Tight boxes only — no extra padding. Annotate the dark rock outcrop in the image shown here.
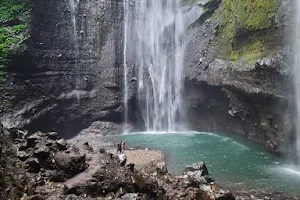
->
[0,126,27,200]
[180,161,213,187]
[0,0,125,137]
[79,121,123,136]
[54,152,86,177]
[183,0,294,154]
[6,128,237,199]
[25,157,41,173]
[2,128,298,200]
[14,130,87,187]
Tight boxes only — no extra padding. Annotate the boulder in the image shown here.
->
[184,162,209,176]
[48,170,69,182]
[34,145,50,158]
[17,151,30,161]
[25,158,41,173]
[78,121,123,136]
[24,194,44,200]
[56,139,67,150]
[26,133,43,148]
[182,162,211,186]
[19,141,29,151]
[54,152,86,176]
[121,193,138,200]
[47,132,59,140]
[99,148,106,154]
[118,153,127,166]
[200,185,235,200]
[131,173,145,189]
[156,161,168,176]
[115,187,128,197]
[181,174,208,187]
[126,163,135,172]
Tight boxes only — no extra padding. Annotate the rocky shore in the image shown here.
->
[4,129,233,200]
[0,127,298,200]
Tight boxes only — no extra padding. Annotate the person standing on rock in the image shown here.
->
[121,142,125,153]
[116,142,122,154]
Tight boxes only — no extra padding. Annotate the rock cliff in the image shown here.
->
[183,0,294,154]
[0,0,297,154]
[0,0,125,137]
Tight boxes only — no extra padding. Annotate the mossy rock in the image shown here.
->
[213,0,280,63]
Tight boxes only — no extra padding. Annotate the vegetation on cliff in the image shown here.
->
[213,0,280,63]
[0,0,30,76]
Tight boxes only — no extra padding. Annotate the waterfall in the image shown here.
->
[294,0,300,163]
[69,0,80,100]
[123,0,129,131]
[123,0,185,132]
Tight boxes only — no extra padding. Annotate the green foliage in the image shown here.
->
[0,0,29,80]
[0,0,26,24]
[213,0,280,62]
[12,24,25,33]
[0,27,26,71]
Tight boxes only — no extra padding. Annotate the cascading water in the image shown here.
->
[123,0,185,132]
[123,0,129,130]
[294,0,300,164]
[69,0,80,100]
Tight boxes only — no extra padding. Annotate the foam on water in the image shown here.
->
[123,131,225,138]
[277,165,300,177]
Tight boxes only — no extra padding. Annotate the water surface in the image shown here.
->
[106,132,300,195]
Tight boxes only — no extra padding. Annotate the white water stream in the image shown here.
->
[123,0,185,132]
[294,0,300,164]
[69,0,81,100]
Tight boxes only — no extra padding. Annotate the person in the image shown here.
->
[116,142,122,154]
[121,142,125,153]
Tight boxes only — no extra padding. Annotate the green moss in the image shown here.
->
[240,39,265,64]
[235,0,279,33]
[213,0,280,63]
[230,49,239,61]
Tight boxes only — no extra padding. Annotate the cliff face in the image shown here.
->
[0,0,296,153]
[184,0,294,153]
[0,0,30,113]
[1,0,125,137]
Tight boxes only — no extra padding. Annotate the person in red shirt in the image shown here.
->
[121,142,125,153]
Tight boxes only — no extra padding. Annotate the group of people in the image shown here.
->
[116,141,125,154]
